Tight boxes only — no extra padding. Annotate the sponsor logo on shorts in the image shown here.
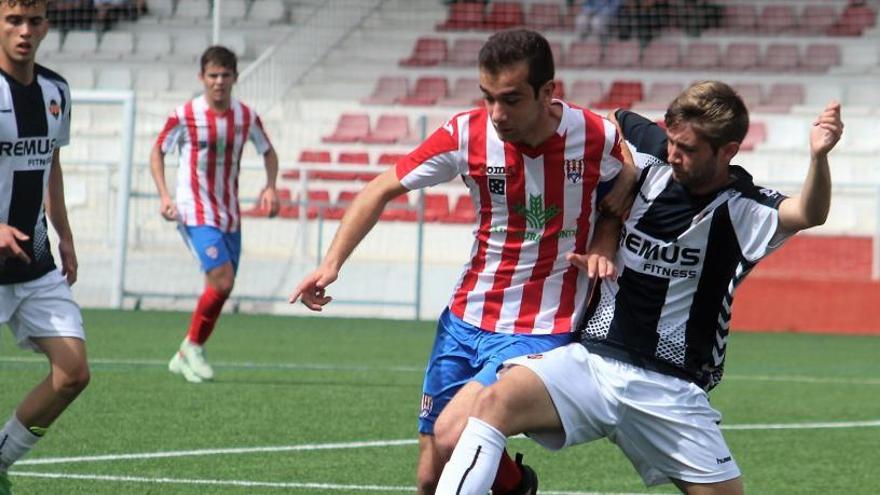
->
[419,394,433,418]
[205,246,219,259]
[716,456,732,464]
[527,354,543,359]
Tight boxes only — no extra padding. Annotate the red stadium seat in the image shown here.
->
[437,77,481,108]
[397,77,449,106]
[739,122,766,151]
[446,38,483,67]
[801,44,840,73]
[437,2,485,30]
[527,3,563,30]
[796,5,837,35]
[600,40,639,69]
[338,151,374,181]
[322,113,370,143]
[306,190,331,219]
[484,2,524,30]
[363,114,410,144]
[362,76,409,105]
[423,193,451,222]
[636,82,682,110]
[560,41,601,68]
[399,37,447,67]
[325,190,358,220]
[569,80,603,107]
[732,83,763,110]
[721,43,759,71]
[753,83,804,113]
[756,5,796,33]
[640,41,680,70]
[380,194,415,222]
[828,3,876,36]
[681,42,720,70]
[759,44,799,72]
[594,81,643,110]
[721,4,757,32]
[284,149,332,180]
[444,195,477,224]
[377,152,407,166]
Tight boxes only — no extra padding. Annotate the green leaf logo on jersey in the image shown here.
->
[514,194,560,229]
[216,138,226,154]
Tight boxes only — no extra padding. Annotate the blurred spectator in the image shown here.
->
[48,0,92,31]
[95,0,148,31]
[676,0,722,37]
[617,0,669,48]
[575,0,622,43]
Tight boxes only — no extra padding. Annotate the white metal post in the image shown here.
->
[111,91,136,308]
[212,0,222,45]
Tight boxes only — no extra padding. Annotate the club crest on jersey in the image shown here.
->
[48,100,61,119]
[419,394,433,418]
[564,158,585,184]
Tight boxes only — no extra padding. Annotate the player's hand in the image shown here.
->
[0,224,31,264]
[810,101,843,157]
[58,236,78,285]
[159,196,178,221]
[289,268,337,310]
[566,252,616,280]
[259,187,280,218]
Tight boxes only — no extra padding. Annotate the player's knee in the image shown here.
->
[433,420,462,461]
[53,363,90,398]
[471,385,513,429]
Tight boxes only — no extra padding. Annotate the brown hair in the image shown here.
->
[664,81,749,152]
[478,29,554,97]
[200,45,238,74]
[0,0,48,7]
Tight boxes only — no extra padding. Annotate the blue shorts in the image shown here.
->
[179,225,242,273]
[418,308,574,435]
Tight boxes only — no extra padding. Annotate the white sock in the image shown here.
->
[0,413,41,472]
[436,417,507,495]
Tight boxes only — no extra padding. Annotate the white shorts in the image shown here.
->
[506,343,740,487]
[0,270,85,352]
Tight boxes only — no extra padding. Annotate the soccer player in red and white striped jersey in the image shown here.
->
[150,46,279,384]
[291,29,631,495]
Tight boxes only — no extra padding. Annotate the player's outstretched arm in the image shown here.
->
[259,148,280,218]
[778,101,843,233]
[45,150,77,284]
[289,168,409,310]
[149,144,178,221]
[566,212,621,280]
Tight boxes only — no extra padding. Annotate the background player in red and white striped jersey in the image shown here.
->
[291,29,634,495]
[150,46,280,384]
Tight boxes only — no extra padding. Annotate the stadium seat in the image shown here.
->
[363,114,410,144]
[484,2,524,30]
[134,32,173,61]
[801,44,840,73]
[796,5,837,35]
[338,151,372,181]
[527,3,563,30]
[595,81,643,109]
[134,67,170,94]
[399,37,447,67]
[362,76,409,105]
[437,2,485,30]
[446,39,483,67]
[753,83,804,113]
[721,43,759,71]
[437,77,481,108]
[62,31,98,57]
[397,76,448,106]
[322,113,370,143]
[731,83,763,110]
[756,5,796,33]
[40,31,61,60]
[600,41,639,69]
[640,41,679,70]
[173,33,210,62]
[681,42,720,70]
[222,33,248,59]
[96,67,132,90]
[306,190,332,219]
[739,122,766,151]
[721,4,757,32]
[759,44,799,72]
[423,193,451,222]
[377,152,406,166]
[828,3,876,36]
[62,66,95,90]
[249,0,286,23]
[560,41,601,68]
[326,191,358,220]
[284,150,330,180]
[174,0,210,21]
[635,81,682,111]
[443,195,476,224]
[149,0,175,19]
[569,80,603,107]
[219,0,248,22]
[380,194,415,222]
[171,69,202,94]
[96,31,134,60]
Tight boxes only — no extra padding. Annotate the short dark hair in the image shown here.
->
[478,29,554,97]
[200,45,238,74]
[664,81,749,152]
[0,0,48,7]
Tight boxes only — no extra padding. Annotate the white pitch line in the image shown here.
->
[3,356,878,385]
[9,471,666,495]
[722,419,880,430]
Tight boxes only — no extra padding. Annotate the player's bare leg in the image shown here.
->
[15,337,90,428]
[672,477,744,495]
[205,261,235,296]
[416,434,442,495]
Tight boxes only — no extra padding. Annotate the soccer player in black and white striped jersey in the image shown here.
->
[0,2,89,493]
[436,81,843,495]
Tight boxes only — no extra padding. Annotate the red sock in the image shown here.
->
[186,285,228,345]
[491,449,522,494]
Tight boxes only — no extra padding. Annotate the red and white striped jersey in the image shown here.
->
[157,95,272,232]
[396,101,623,334]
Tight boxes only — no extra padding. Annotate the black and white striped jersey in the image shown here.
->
[0,65,71,284]
[579,110,790,391]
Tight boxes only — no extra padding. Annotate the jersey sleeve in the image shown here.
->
[615,109,668,168]
[57,82,71,147]
[156,110,184,154]
[730,186,792,262]
[249,113,273,155]
[395,115,465,190]
[598,115,623,183]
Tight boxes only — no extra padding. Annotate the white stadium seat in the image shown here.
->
[61,66,95,90]
[96,31,134,60]
[96,67,133,90]
[175,0,210,21]
[249,0,285,23]
[134,67,171,94]
[171,68,202,95]
[40,31,61,60]
[220,0,248,21]
[150,0,175,19]
[173,33,209,62]
[62,31,98,57]
[134,32,172,61]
